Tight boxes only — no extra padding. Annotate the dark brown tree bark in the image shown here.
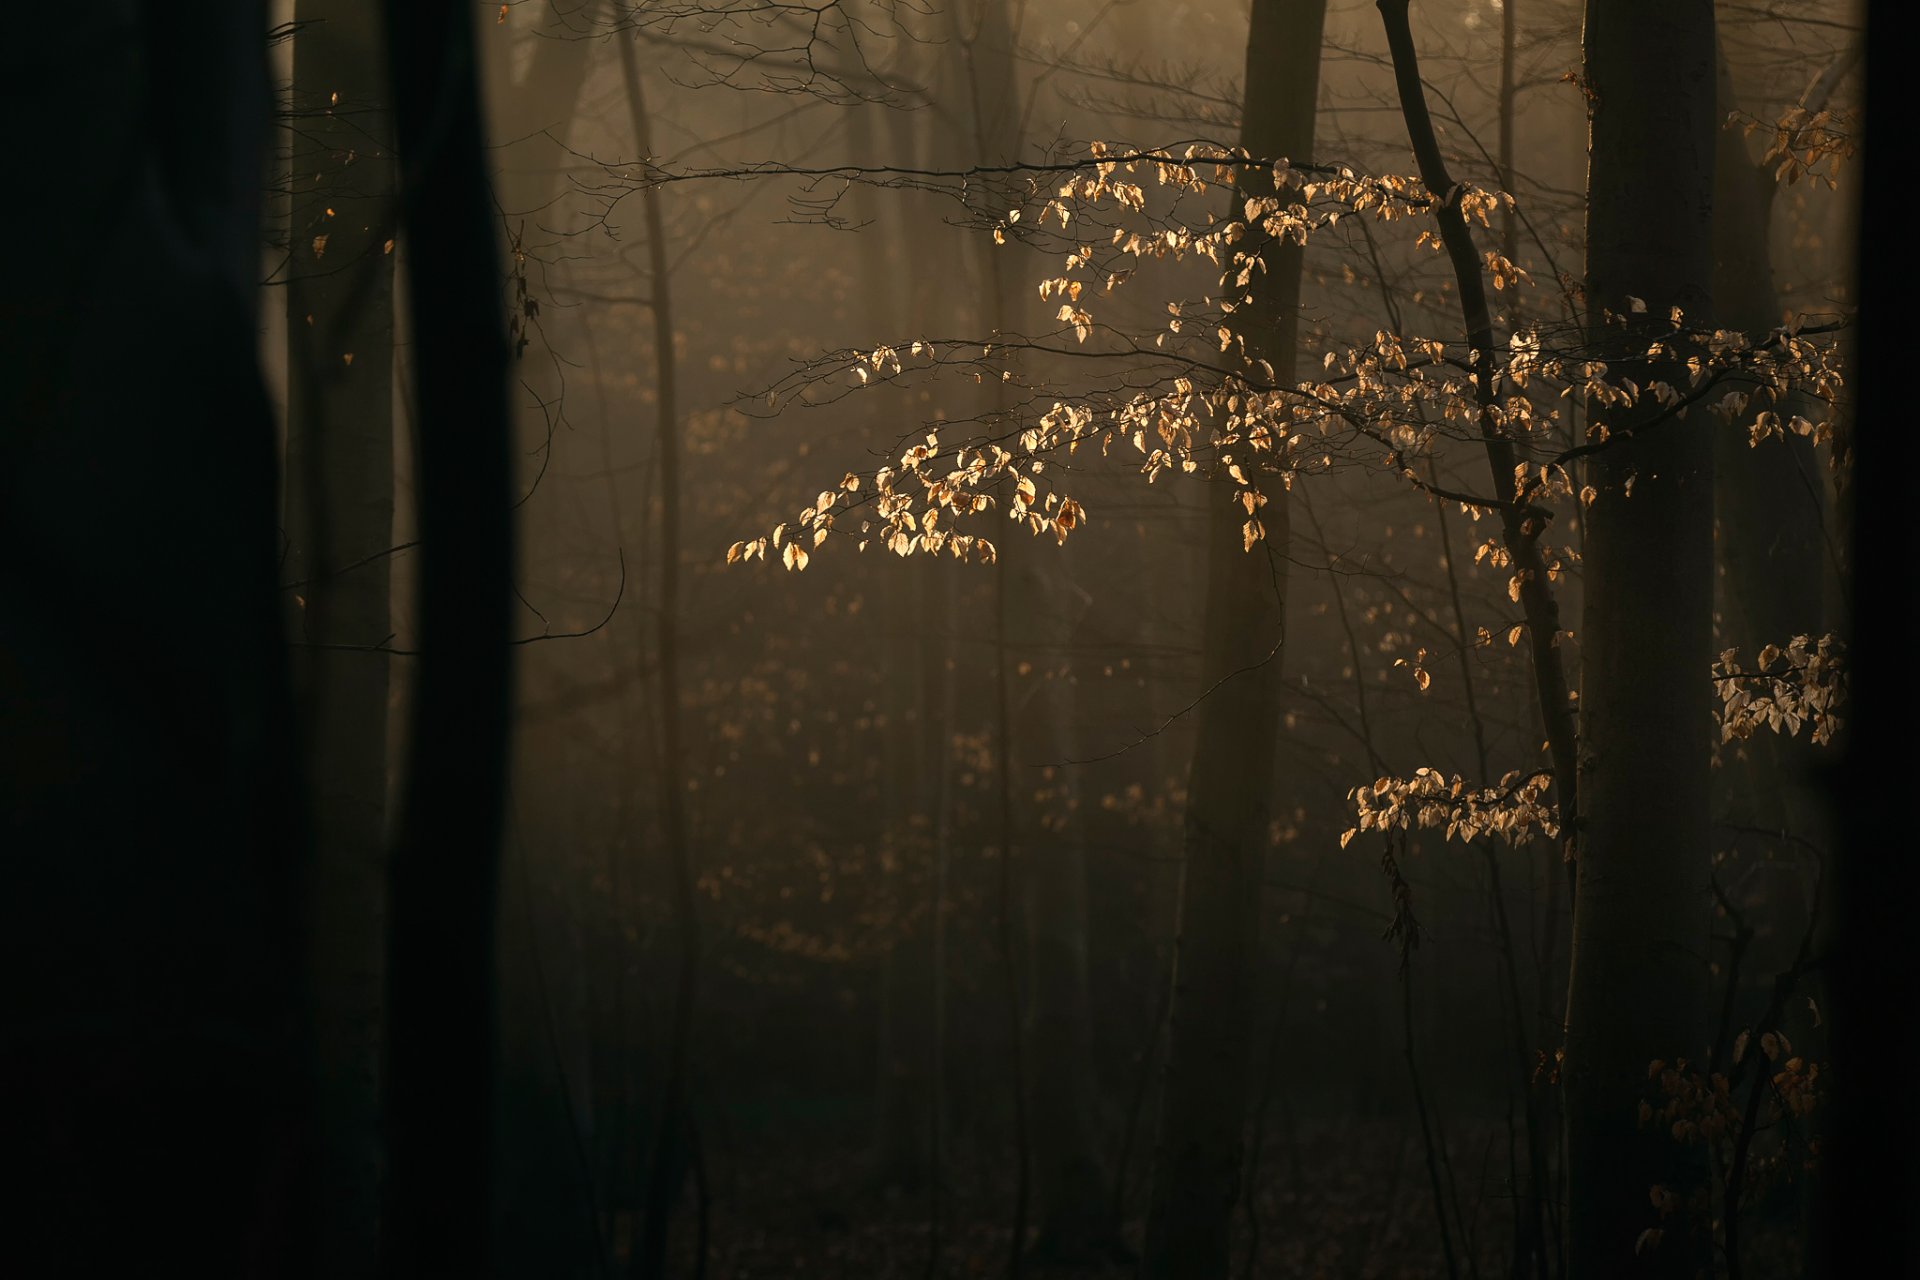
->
[1562,2,1717,1274]
[1142,3,1325,1276]
[1711,51,1827,660]
[1827,9,1916,1276]
[1710,43,1834,856]
[379,0,517,1271]
[2,3,306,1271]
[284,6,397,1269]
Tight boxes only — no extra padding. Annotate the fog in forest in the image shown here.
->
[4,2,1905,1277]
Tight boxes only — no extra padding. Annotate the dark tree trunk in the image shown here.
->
[1,3,306,1271]
[1710,53,1826,658]
[1709,43,1830,849]
[1827,9,1916,1277]
[284,6,398,1269]
[378,0,517,1272]
[1143,3,1325,1276]
[1563,1,1717,1274]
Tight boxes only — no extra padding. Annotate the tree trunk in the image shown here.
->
[284,6,397,1269]
[1827,10,1916,1276]
[379,0,517,1270]
[615,32,702,1280]
[1143,2,1325,1276]
[1563,2,1717,1274]
[2,4,305,1270]
[1710,44,1828,830]
[1016,562,1108,1264]
[852,90,942,1192]
[953,0,1122,1260]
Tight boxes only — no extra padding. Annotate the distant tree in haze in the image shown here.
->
[1143,2,1327,1276]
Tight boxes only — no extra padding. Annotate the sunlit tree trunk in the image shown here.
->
[1563,1,1717,1274]
[283,6,397,1269]
[1143,2,1325,1276]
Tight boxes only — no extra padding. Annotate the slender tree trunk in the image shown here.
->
[379,0,517,1271]
[886,31,965,1251]
[284,7,397,1269]
[1563,2,1717,1274]
[1016,564,1110,1263]
[1142,3,1325,1276]
[960,0,1130,1254]
[1376,0,1580,881]
[924,560,960,1276]
[616,32,700,1280]
[953,2,1036,1264]
[844,90,938,1194]
[481,9,602,1255]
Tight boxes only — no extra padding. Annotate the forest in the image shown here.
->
[1,0,1908,1276]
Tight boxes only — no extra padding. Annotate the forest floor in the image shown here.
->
[656,1115,1531,1279]
[631,1109,1814,1278]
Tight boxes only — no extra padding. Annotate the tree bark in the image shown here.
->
[1710,42,1829,835]
[2,4,305,1270]
[379,0,517,1271]
[1142,3,1325,1276]
[1563,2,1717,1274]
[1827,10,1916,1276]
[284,6,397,1269]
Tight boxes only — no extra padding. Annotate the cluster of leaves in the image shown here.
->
[1642,1037,1822,1197]
[1733,102,1859,190]
[725,409,1096,572]
[1713,634,1848,746]
[1341,766,1556,850]
[730,138,1845,582]
[1536,309,1846,503]
[723,146,1483,566]
[1642,1057,1744,1148]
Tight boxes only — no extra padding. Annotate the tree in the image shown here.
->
[614,24,705,1278]
[1143,3,1327,1276]
[378,0,517,1271]
[1562,1,1718,1273]
[2,3,306,1271]
[942,1,1120,1263]
[282,6,398,1269]
[709,4,1849,1271]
